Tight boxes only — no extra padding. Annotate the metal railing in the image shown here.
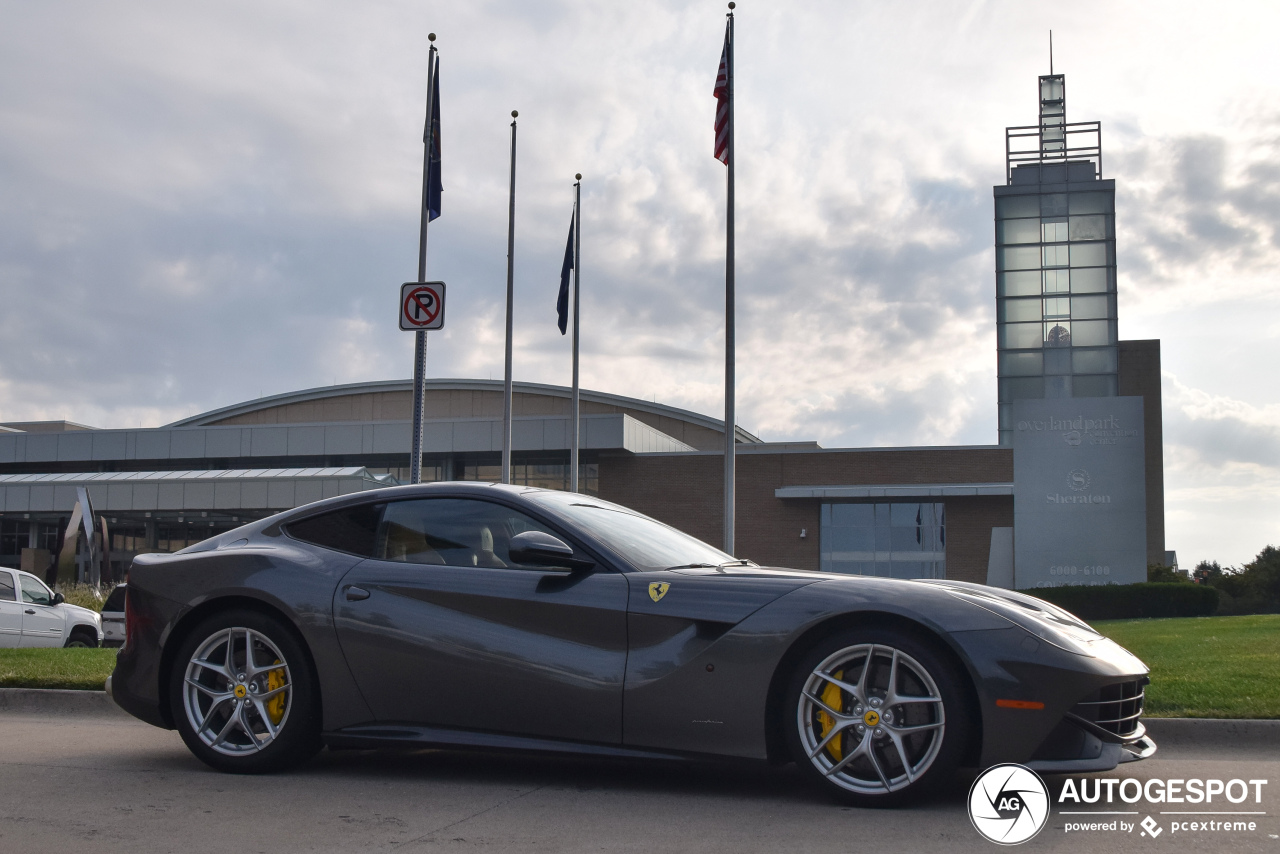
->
[1006,121,1102,184]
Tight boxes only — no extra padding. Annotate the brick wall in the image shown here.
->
[600,446,1014,582]
[1118,340,1166,566]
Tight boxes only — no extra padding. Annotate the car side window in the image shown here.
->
[286,503,384,557]
[0,572,15,602]
[377,499,561,569]
[19,575,52,606]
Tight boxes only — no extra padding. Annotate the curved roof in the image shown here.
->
[166,378,762,444]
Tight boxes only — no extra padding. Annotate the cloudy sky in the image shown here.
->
[1,1,1277,567]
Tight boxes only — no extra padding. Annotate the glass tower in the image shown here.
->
[995,73,1117,446]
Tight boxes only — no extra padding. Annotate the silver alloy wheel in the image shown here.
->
[182,627,292,757]
[796,643,946,795]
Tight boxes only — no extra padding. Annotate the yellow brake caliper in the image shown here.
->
[265,660,286,725]
[817,670,844,761]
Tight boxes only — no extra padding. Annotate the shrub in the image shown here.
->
[1147,563,1190,584]
[1021,582,1219,621]
[51,582,115,613]
[1197,546,1280,616]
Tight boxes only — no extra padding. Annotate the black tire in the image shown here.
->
[65,629,98,648]
[784,626,971,807]
[169,609,322,774]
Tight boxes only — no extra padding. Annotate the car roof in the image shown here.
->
[269,481,547,527]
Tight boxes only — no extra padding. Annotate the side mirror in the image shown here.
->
[52,592,65,605]
[509,531,594,572]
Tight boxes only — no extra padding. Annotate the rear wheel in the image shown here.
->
[785,627,970,807]
[170,609,321,774]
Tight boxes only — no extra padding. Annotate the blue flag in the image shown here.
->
[556,210,575,334]
[425,55,442,221]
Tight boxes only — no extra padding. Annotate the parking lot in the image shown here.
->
[0,701,1277,853]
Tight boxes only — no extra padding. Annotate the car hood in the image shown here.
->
[691,569,1096,628]
[685,568,1110,655]
[668,565,826,580]
[62,603,102,624]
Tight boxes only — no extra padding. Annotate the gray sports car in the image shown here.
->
[109,482,1155,805]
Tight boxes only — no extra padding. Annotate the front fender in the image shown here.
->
[621,578,1010,759]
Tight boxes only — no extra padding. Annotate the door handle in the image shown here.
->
[24,609,35,615]
[343,586,370,601]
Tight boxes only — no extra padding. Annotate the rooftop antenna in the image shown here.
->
[1049,30,1054,75]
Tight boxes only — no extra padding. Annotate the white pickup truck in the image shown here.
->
[0,568,104,648]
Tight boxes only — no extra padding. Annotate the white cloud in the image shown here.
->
[0,0,1278,564]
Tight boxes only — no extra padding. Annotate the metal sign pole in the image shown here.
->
[571,174,581,493]
[723,6,736,555]
[410,37,438,485]
[502,111,518,485]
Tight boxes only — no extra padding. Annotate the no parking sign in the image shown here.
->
[399,282,446,330]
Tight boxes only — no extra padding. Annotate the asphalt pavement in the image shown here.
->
[0,696,1277,853]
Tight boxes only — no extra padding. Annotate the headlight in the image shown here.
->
[942,586,1102,657]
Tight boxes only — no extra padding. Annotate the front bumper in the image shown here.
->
[956,627,1155,771]
[1027,721,1157,773]
[1025,674,1156,772]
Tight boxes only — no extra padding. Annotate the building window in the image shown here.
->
[0,520,26,563]
[459,460,599,496]
[820,503,945,579]
[366,462,444,485]
[110,524,150,553]
[37,523,60,553]
[1041,218,1069,242]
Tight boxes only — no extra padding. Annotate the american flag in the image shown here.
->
[713,26,730,165]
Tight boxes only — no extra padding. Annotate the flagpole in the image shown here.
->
[723,4,736,554]
[502,110,518,485]
[571,173,582,493]
[410,34,438,485]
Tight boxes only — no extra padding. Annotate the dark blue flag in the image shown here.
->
[425,55,442,221]
[556,210,575,334]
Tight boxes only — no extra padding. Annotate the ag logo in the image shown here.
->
[1067,469,1090,492]
[648,582,670,603]
[968,763,1049,845]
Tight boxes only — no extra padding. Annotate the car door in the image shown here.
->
[18,572,64,647]
[332,497,629,745]
[0,570,22,648]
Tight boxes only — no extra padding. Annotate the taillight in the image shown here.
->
[123,586,136,651]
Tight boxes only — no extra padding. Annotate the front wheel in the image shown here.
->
[784,627,971,807]
[170,610,321,774]
[65,629,98,648]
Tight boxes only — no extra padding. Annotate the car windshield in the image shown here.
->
[527,491,735,571]
[103,585,127,612]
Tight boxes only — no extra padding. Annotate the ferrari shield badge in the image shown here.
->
[648,582,670,603]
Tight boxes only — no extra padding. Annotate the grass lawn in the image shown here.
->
[0,648,117,691]
[1095,614,1280,719]
[0,615,1276,719]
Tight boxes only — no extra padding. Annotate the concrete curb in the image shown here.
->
[0,687,129,717]
[1142,717,1280,750]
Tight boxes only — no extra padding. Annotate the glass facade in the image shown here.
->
[365,462,445,485]
[0,520,25,563]
[367,455,597,494]
[819,502,945,579]
[996,75,1118,446]
[460,460,599,495]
